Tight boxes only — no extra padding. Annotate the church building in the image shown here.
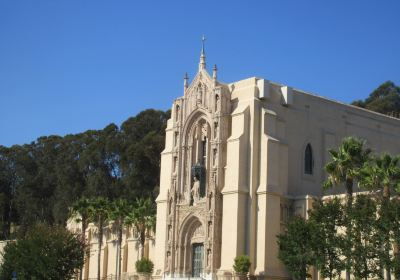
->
[153,41,400,280]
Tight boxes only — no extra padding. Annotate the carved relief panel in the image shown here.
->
[165,68,231,276]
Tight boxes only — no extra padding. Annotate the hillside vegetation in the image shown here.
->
[0,109,170,239]
[352,81,400,117]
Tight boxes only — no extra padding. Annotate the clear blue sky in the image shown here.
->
[1,1,399,147]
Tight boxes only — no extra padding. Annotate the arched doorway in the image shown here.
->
[177,215,205,277]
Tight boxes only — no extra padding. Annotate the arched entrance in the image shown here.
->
[176,215,205,277]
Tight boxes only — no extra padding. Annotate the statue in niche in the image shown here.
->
[212,172,217,187]
[168,225,172,240]
[196,84,202,105]
[208,221,212,237]
[173,157,178,173]
[215,94,220,112]
[213,122,218,139]
[191,176,200,204]
[175,105,180,122]
[166,251,172,272]
[213,148,217,166]
[207,249,212,267]
[201,123,208,139]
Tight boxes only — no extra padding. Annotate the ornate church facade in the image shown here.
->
[153,43,400,280]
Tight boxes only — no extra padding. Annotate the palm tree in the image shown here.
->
[70,197,92,280]
[359,153,400,199]
[324,137,371,207]
[358,153,400,280]
[88,197,110,280]
[323,137,371,280]
[109,199,130,280]
[125,197,156,259]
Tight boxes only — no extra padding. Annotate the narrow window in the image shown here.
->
[304,144,313,175]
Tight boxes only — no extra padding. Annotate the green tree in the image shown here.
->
[389,199,400,279]
[323,137,371,280]
[349,195,381,280]
[233,255,251,275]
[0,146,16,239]
[88,197,110,280]
[70,197,92,280]
[120,109,170,200]
[0,224,85,280]
[277,216,317,280]
[0,109,169,238]
[352,81,400,117]
[309,199,345,280]
[358,153,400,280]
[125,197,156,259]
[108,199,130,280]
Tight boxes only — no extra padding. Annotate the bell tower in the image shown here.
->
[154,38,231,279]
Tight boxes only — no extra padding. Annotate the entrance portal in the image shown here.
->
[192,243,204,277]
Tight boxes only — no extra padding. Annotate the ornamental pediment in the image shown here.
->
[185,71,214,111]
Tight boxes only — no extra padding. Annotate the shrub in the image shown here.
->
[233,255,251,274]
[0,224,85,280]
[135,258,154,273]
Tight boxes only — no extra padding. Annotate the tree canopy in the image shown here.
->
[352,81,400,117]
[0,109,170,239]
[0,224,85,280]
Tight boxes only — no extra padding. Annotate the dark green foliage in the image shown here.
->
[0,224,85,280]
[309,199,345,280]
[323,137,371,279]
[233,255,251,274]
[0,109,169,238]
[352,81,400,117]
[349,196,381,280]
[277,216,317,280]
[388,198,400,279]
[135,258,154,273]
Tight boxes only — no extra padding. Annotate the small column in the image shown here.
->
[184,73,189,94]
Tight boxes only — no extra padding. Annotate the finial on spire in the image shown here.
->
[201,35,206,55]
[213,64,217,80]
[199,35,206,70]
[184,72,189,89]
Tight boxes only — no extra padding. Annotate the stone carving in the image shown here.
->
[191,177,200,204]
[213,148,217,166]
[166,251,172,272]
[214,121,218,139]
[168,225,172,240]
[196,84,202,105]
[192,223,204,238]
[208,221,212,237]
[176,105,180,122]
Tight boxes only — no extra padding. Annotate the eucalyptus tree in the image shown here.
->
[358,153,400,280]
[125,197,156,259]
[109,199,130,280]
[323,137,371,280]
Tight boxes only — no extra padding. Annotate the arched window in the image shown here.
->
[304,144,313,175]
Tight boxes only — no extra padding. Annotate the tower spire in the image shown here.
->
[199,35,206,71]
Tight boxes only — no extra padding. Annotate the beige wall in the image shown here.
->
[223,77,400,279]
